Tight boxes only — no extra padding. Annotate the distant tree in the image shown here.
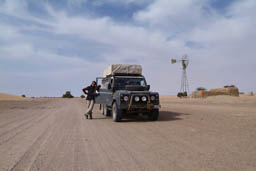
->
[177,92,187,98]
[177,92,183,98]
[22,95,26,98]
[224,85,236,88]
[62,91,74,98]
[197,87,206,91]
[80,95,85,98]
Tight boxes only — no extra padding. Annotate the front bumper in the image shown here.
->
[119,94,160,113]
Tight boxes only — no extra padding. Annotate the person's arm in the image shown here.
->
[96,85,101,91]
[82,87,88,94]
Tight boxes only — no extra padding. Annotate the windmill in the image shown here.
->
[171,54,189,96]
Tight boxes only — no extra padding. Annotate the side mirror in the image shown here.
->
[146,85,150,90]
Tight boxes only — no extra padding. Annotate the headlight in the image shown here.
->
[123,96,129,101]
[151,96,156,101]
[141,96,147,102]
[134,96,140,102]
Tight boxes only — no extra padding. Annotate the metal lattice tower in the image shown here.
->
[171,54,189,95]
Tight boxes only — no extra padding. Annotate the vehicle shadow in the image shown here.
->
[121,111,189,122]
[158,111,189,122]
[91,117,110,120]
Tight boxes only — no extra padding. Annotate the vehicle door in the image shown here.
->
[95,77,113,105]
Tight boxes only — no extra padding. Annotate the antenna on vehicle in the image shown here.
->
[171,54,190,96]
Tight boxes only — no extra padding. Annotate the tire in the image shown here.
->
[112,102,122,122]
[148,109,159,121]
[105,106,111,116]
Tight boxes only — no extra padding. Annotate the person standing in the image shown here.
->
[82,81,101,119]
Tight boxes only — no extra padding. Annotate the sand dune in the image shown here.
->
[0,93,29,101]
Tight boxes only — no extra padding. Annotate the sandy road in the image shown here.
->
[0,97,256,171]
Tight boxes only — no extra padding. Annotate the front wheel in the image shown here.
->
[148,109,159,121]
[112,102,122,122]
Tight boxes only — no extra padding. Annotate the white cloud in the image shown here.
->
[0,23,20,41]
[67,0,87,7]
[45,8,175,63]
[0,0,28,15]
[92,0,151,6]
[134,0,212,32]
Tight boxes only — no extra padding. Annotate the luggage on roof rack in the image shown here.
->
[103,64,142,77]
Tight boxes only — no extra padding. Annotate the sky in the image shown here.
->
[0,0,255,97]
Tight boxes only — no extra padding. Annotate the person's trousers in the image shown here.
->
[86,99,95,115]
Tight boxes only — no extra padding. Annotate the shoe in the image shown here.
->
[85,114,88,119]
[89,114,92,119]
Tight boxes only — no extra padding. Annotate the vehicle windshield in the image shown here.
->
[114,77,146,90]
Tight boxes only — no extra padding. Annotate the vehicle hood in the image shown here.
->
[117,90,158,95]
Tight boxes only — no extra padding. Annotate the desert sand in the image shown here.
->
[0,95,256,171]
[0,93,30,101]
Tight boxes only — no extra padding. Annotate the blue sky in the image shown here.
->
[0,0,255,97]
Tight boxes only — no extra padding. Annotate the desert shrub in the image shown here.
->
[62,91,74,98]
[177,92,183,98]
[80,95,85,98]
[177,92,187,98]
[22,95,26,98]
[196,87,206,91]
[224,85,235,88]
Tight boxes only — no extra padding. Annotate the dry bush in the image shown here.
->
[62,91,74,98]
[197,87,207,91]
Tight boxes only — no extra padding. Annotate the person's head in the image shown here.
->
[91,81,97,87]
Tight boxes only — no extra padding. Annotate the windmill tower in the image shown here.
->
[171,54,189,96]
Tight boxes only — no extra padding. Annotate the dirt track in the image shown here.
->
[0,97,256,171]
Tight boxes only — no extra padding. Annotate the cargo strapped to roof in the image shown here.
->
[103,64,142,77]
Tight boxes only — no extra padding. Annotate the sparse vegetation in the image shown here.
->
[224,85,235,88]
[80,95,85,98]
[196,87,207,91]
[177,92,187,98]
[62,91,74,98]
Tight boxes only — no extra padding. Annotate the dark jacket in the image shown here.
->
[85,85,99,100]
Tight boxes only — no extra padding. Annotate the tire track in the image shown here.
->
[11,100,69,171]
[29,100,78,171]
[0,100,61,143]
[0,100,51,128]
[0,109,52,146]
[9,112,56,171]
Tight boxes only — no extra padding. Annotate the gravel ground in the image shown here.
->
[0,96,255,171]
